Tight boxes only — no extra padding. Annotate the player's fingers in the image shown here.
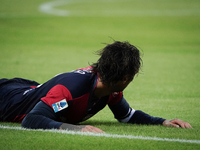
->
[170,123,180,128]
[182,122,193,128]
[170,119,192,128]
[93,127,105,133]
[81,125,104,133]
[176,119,186,128]
[91,126,105,133]
[88,126,105,133]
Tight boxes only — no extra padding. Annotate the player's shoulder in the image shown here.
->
[53,66,95,86]
[74,66,93,74]
[54,66,93,78]
[71,66,94,79]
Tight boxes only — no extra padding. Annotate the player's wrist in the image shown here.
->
[60,123,86,131]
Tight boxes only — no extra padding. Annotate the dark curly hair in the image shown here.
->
[91,41,142,84]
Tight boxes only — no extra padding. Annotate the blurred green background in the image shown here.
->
[0,1,200,148]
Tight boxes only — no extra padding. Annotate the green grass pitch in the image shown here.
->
[0,0,200,149]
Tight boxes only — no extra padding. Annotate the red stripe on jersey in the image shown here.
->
[30,86,37,88]
[41,84,91,124]
[62,93,90,123]
[78,66,93,72]
[107,92,123,105]
[41,84,72,109]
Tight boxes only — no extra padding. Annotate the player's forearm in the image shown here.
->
[128,110,166,125]
[21,113,62,129]
[109,98,165,125]
[21,101,62,129]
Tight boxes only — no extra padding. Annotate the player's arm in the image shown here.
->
[108,97,192,128]
[109,97,165,125]
[21,101,104,132]
[21,101,62,129]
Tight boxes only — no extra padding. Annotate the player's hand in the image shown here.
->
[163,119,192,128]
[80,125,105,133]
[60,123,105,133]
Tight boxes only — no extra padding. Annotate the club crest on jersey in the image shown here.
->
[52,99,68,113]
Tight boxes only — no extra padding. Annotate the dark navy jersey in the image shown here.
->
[0,78,40,122]
[40,67,123,124]
[0,67,122,123]
[1,67,165,128]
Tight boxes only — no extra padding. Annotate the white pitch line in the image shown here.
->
[39,0,70,16]
[1,125,200,144]
[38,0,200,17]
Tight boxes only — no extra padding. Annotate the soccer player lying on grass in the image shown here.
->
[0,41,192,133]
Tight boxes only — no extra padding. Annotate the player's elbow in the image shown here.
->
[21,113,35,129]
